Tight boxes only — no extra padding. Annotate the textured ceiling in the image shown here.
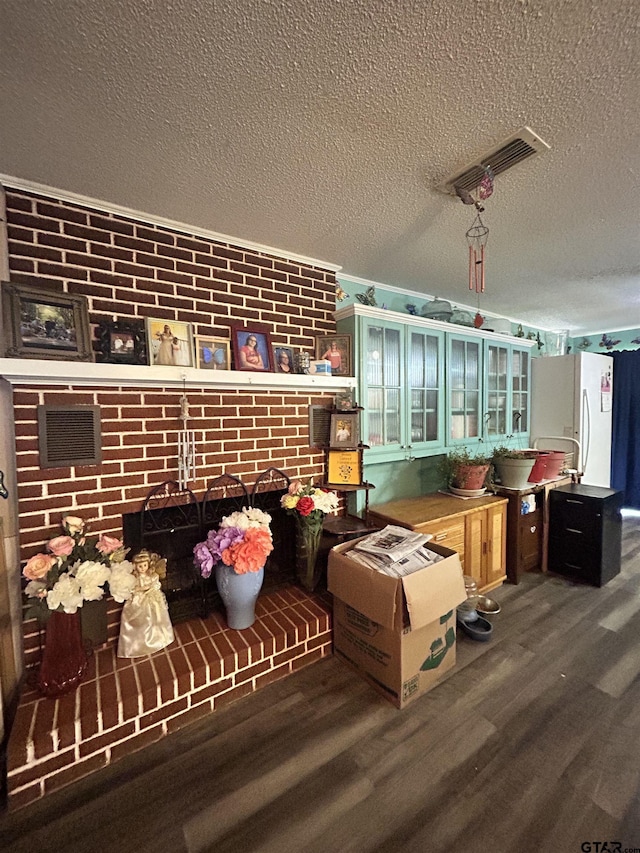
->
[1,0,639,334]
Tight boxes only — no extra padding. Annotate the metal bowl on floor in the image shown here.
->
[467,595,501,615]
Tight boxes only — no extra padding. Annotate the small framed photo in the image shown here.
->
[1,281,93,361]
[315,334,352,376]
[195,336,231,370]
[95,319,147,364]
[145,318,195,367]
[327,449,362,486]
[230,323,273,372]
[330,412,360,449]
[335,389,357,411]
[273,345,295,374]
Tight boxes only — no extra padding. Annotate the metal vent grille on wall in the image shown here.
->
[437,126,551,195]
[308,405,331,448]
[37,405,102,468]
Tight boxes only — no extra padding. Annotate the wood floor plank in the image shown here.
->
[3,516,640,853]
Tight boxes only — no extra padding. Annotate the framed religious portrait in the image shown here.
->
[230,323,273,372]
[329,412,360,449]
[315,334,352,376]
[145,318,195,367]
[1,281,93,361]
[273,345,295,374]
[95,319,147,364]
[195,336,231,370]
[327,449,362,486]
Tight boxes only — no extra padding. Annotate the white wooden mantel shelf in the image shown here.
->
[0,358,357,392]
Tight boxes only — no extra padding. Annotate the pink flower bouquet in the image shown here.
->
[22,514,136,616]
[193,507,273,576]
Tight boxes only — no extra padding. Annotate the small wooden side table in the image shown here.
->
[491,476,572,583]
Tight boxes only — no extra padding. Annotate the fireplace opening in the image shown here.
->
[121,471,296,623]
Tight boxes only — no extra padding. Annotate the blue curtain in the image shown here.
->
[611,350,640,509]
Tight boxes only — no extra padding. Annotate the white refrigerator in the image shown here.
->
[530,351,613,488]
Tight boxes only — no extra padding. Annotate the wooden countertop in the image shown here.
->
[368,492,508,527]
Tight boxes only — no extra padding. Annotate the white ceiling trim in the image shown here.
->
[0,174,342,274]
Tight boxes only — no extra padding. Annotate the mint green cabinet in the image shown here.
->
[484,340,531,442]
[336,304,533,464]
[343,311,444,462]
[447,333,482,444]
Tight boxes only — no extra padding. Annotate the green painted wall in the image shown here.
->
[570,329,640,353]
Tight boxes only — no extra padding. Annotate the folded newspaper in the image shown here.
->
[346,525,444,578]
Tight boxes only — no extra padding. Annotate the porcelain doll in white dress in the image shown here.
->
[117,550,174,657]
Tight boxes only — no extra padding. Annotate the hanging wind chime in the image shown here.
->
[178,375,196,489]
[456,166,494,325]
[467,212,489,294]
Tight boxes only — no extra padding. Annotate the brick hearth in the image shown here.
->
[7,586,332,811]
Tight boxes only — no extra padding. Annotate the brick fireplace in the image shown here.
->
[1,185,349,808]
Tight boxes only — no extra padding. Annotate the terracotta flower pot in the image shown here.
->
[453,464,490,491]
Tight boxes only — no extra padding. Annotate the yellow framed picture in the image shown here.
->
[327,450,362,486]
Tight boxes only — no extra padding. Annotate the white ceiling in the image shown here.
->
[1,0,639,335]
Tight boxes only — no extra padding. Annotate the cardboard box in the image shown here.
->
[328,538,466,708]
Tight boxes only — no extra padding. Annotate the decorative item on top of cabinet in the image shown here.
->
[367,492,507,595]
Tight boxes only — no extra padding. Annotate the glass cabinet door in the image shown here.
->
[511,347,530,435]
[408,328,443,447]
[448,336,481,441]
[364,322,402,448]
[485,342,509,438]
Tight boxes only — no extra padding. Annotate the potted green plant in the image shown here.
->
[492,445,538,489]
[441,448,492,492]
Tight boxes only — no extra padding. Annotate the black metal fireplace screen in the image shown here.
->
[121,469,296,622]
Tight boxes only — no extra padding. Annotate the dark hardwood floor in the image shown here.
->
[3,514,640,853]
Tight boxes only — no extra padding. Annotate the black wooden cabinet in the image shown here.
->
[548,484,623,586]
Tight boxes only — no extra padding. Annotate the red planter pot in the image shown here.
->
[543,451,567,479]
[528,451,550,482]
[528,450,566,482]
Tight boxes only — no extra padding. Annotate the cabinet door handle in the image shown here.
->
[566,527,583,534]
[566,499,584,505]
[435,533,448,541]
[530,525,537,533]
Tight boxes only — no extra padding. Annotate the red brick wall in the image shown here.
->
[5,188,338,571]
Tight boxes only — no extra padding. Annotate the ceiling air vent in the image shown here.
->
[437,126,551,196]
[38,405,102,468]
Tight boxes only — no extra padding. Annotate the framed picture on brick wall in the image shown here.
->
[1,281,93,361]
[273,345,294,374]
[315,333,352,376]
[95,319,147,365]
[195,336,231,370]
[145,318,195,367]
[230,323,273,372]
